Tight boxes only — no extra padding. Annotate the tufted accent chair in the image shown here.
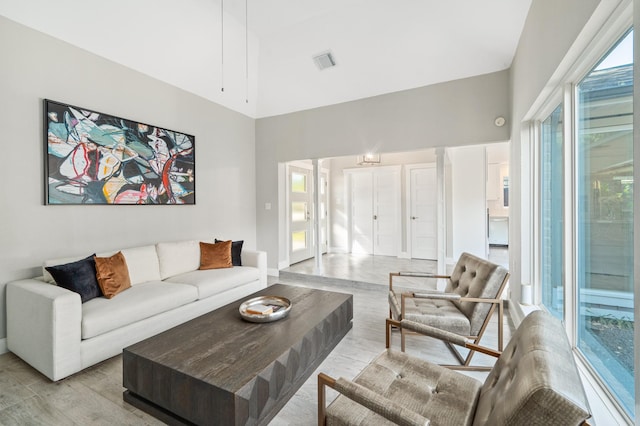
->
[388,252,509,370]
[318,311,591,426]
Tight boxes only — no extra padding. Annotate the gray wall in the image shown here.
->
[0,17,257,340]
[256,70,510,269]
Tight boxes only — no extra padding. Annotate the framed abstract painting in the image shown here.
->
[44,99,195,205]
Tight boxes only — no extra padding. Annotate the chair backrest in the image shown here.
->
[445,252,509,336]
[473,311,591,425]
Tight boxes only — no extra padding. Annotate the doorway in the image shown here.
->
[287,163,328,265]
[346,166,401,256]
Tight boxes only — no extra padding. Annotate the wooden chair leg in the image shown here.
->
[318,373,335,426]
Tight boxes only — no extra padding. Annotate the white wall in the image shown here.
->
[257,70,510,269]
[0,16,257,339]
[448,146,488,260]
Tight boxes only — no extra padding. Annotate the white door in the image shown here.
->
[373,169,400,256]
[350,172,374,254]
[289,166,314,264]
[348,167,400,256]
[410,167,437,259]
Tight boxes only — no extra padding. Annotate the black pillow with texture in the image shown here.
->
[45,254,102,303]
[215,239,244,266]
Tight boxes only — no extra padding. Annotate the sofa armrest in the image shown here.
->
[7,279,82,381]
[241,249,267,287]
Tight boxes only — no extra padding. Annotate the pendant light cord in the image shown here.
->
[245,0,249,103]
[221,0,224,92]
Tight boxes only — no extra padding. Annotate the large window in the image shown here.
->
[540,104,564,319]
[576,29,634,415]
[536,27,634,420]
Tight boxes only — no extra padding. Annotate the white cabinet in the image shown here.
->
[488,216,509,246]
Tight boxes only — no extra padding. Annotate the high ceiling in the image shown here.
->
[0,0,532,118]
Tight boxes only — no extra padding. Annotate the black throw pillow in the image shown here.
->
[215,239,244,266]
[45,254,102,303]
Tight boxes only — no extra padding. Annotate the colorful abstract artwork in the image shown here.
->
[45,99,195,205]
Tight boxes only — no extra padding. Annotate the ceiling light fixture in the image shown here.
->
[313,51,336,70]
[357,153,381,165]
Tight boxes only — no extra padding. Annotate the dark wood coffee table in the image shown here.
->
[122,284,353,425]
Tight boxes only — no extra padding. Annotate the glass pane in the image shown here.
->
[291,172,307,193]
[291,202,307,222]
[291,231,306,251]
[540,104,564,319]
[576,29,634,416]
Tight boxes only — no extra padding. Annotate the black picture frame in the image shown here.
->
[44,99,195,205]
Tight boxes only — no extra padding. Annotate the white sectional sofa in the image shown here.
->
[6,240,267,381]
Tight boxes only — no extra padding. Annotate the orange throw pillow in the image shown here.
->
[94,251,132,299]
[199,240,233,270]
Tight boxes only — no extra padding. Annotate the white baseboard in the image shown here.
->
[0,338,7,354]
[397,252,410,259]
[278,260,289,270]
[267,268,280,277]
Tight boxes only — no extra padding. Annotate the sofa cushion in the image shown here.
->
[45,254,102,303]
[164,266,260,299]
[199,241,233,270]
[95,251,132,299]
[121,245,162,285]
[43,255,90,284]
[81,281,198,339]
[156,240,200,280]
[215,238,244,266]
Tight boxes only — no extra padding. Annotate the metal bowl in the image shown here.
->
[239,295,292,323]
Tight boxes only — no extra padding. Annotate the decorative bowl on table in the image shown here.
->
[239,296,292,323]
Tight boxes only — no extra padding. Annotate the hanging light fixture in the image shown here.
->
[219,0,249,103]
[245,0,249,103]
[220,0,224,92]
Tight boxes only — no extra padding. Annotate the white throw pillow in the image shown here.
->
[156,240,200,280]
[121,245,162,285]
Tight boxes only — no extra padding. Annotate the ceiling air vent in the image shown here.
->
[313,51,336,70]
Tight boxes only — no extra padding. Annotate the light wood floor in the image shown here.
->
[0,261,512,425]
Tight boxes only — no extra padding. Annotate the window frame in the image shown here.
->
[530,4,634,422]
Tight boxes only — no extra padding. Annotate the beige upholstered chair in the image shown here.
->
[388,252,509,369]
[318,311,591,426]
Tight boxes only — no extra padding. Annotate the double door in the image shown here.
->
[348,167,400,256]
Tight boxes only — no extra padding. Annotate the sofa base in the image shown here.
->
[81,280,264,371]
